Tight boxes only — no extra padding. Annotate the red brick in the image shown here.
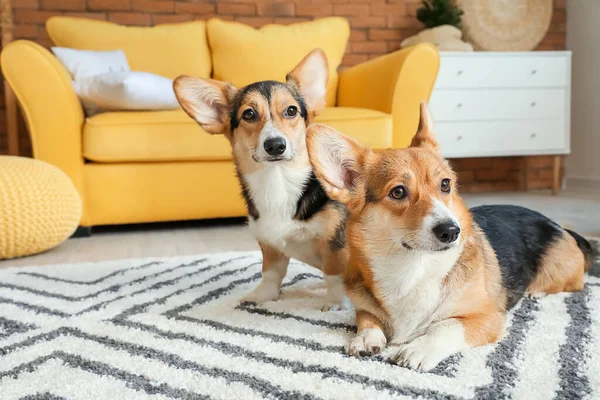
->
[333,4,368,16]
[63,11,108,20]
[527,155,554,168]
[349,29,367,41]
[89,0,131,11]
[152,13,194,24]
[388,15,423,29]
[217,3,256,16]
[132,0,174,13]
[235,17,274,28]
[296,4,332,17]
[450,157,494,170]
[456,170,474,183]
[12,0,39,9]
[349,0,384,3]
[257,3,295,17]
[549,21,566,33]
[475,168,508,181]
[352,41,387,54]
[349,16,386,28]
[108,12,151,26]
[369,28,403,40]
[406,2,421,16]
[40,0,85,10]
[370,3,406,16]
[544,33,566,45]
[274,17,311,24]
[15,10,58,24]
[175,2,215,15]
[552,10,566,22]
[341,53,367,67]
[387,41,402,51]
[13,24,39,38]
[492,157,521,170]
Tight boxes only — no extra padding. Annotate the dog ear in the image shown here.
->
[410,102,439,151]
[286,49,329,120]
[306,123,369,204]
[173,76,237,135]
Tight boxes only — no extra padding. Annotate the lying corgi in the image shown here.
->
[306,103,594,370]
[173,49,348,310]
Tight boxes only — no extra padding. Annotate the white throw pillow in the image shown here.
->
[51,47,130,81]
[73,71,180,113]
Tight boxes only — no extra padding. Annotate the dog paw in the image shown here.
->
[320,296,352,312]
[392,335,447,372]
[348,328,387,356]
[241,284,280,304]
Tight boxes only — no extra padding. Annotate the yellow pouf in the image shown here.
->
[0,156,82,260]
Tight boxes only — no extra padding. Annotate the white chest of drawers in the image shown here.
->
[429,51,572,159]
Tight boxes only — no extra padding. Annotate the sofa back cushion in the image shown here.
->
[207,17,349,107]
[46,17,211,79]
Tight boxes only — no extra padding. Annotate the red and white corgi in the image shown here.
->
[173,49,348,310]
[306,103,594,370]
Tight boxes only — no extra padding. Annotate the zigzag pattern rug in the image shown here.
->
[0,249,599,400]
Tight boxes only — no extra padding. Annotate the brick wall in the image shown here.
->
[0,0,567,192]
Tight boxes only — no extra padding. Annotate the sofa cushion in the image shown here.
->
[207,18,349,107]
[46,17,210,79]
[83,108,392,163]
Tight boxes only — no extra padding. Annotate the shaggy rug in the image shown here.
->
[0,245,599,400]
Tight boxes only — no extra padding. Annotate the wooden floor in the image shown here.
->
[2,189,599,269]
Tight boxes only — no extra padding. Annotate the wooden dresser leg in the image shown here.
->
[552,155,561,195]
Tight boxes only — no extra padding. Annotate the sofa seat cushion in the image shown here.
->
[83,107,392,163]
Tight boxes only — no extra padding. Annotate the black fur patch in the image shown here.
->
[229,80,308,133]
[471,205,563,309]
[328,202,348,252]
[235,166,259,220]
[294,172,330,221]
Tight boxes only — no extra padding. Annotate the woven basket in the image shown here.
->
[456,0,553,51]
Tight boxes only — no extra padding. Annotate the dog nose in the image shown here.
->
[264,137,286,156]
[432,222,460,244]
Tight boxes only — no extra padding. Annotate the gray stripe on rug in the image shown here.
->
[556,286,592,399]
[17,261,162,285]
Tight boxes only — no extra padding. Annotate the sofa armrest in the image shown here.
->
[337,43,440,148]
[1,41,86,200]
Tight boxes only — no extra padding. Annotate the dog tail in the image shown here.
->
[566,229,596,273]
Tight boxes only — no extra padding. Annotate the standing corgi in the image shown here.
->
[306,102,594,370]
[173,49,348,310]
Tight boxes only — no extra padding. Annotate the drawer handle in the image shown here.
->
[530,101,537,107]
[530,133,537,138]
[457,70,463,75]
[531,69,537,75]
[457,135,463,141]
[457,103,463,108]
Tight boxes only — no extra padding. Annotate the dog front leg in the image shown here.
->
[348,310,387,356]
[322,248,349,311]
[241,242,289,304]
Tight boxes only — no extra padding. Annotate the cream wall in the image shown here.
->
[566,1,600,185]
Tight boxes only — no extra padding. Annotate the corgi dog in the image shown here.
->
[173,49,348,310]
[306,102,594,370]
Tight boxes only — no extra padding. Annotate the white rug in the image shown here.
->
[0,250,599,400]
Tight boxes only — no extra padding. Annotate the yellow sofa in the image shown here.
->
[1,17,439,229]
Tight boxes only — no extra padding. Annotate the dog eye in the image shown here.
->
[389,185,407,200]
[284,105,298,118]
[242,109,256,121]
[441,178,451,193]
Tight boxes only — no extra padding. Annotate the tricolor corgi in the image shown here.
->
[306,102,594,370]
[173,49,348,310]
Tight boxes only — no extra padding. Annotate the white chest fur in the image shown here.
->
[244,164,323,267]
[369,246,461,343]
